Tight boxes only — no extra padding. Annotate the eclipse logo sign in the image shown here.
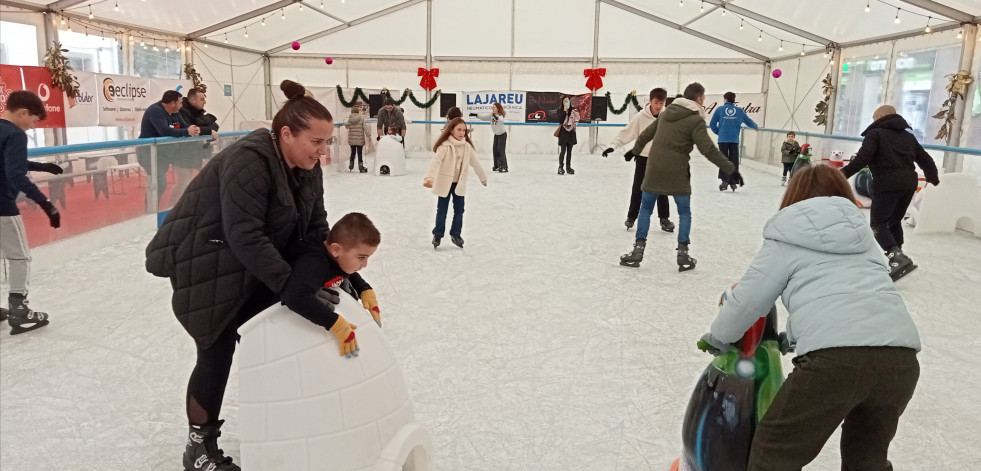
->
[102,77,148,102]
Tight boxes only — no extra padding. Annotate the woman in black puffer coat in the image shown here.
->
[556,95,580,175]
[146,80,333,471]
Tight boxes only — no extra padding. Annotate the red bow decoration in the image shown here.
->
[584,68,606,91]
[418,68,439,91]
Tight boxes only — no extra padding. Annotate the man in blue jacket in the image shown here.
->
[710,92,758,191]
[136,90,200,203]
[1,90,63,334]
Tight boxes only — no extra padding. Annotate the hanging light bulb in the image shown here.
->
[261,17,266,26]
[721,7,725,17]
[864,1,869,13]
[894,8,900,24]
[779,41,783,52]
[165,44,170,53]
[89,5,94,19]
[114,1,119,12]
[84,27,88,36]
[298,4,303,11]
[281,9,286,20]
[67,20,72,32]
[140,36,145,46]
[924,17,931,33]
[204,43,208,48]
[60,15,65,25]
[679,0,683,6]
[224,33,228,43]
[129,33,133,41]
[321,0,325,8]
[186,45,191,52]
[244,27,248,38]
[800,44,806,56]
[829,57,834,64]
[758,31,762,41]
[957,30,963,39]
[739,20,743,30]
[699,1,704,13]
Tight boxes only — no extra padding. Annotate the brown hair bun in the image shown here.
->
[281,80,306,101]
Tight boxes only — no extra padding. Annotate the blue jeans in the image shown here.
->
[433,182,465,237]
[636,192,691,243]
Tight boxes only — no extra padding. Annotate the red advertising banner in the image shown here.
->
[0,64,67,128]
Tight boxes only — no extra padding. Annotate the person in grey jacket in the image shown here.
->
[700,164,920,471]
[470,102,509,172]
[376,97,406,142]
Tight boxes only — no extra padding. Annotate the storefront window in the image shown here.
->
[888,45,961,146]
[834,55,887,137]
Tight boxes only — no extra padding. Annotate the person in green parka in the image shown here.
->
[619,82,740,271]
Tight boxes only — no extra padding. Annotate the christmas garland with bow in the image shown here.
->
[606,91,642,115]
[932,70,974,141]
[336,85,441,109]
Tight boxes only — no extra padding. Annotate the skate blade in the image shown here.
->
[10,320,49,335]
[619,260,640,268]
[890,264,918,282]
[661,227,674,233]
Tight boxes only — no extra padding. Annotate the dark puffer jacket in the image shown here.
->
[842,114,939,192]
[145,129,329,349]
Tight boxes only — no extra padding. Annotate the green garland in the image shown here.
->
[607,91,642,115]
[336,85,371,108]
[336,85,441,109]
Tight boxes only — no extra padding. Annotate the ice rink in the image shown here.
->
[2,152,979,470]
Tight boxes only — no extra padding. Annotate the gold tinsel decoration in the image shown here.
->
[932,70,974,141]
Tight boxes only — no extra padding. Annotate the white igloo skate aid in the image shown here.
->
[372,137,407,176]
[910,173,981,238]
[237,293,433,471]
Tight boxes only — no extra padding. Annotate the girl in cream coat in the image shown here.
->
[424,117,487,249]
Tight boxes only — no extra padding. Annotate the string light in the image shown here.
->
[865,1,870,13]
[957,30,963,39]
[88,5,94,19]
[224,33,228,43]
[721,7,726,16]
[699,1,704,13]
[679,0,683,6]
[129,34,133,41]
[281,8,286,20]
[60,16,65,25]
[894,8,900,24]
[67,20,71,32]
[140,35,145,46]
[758,30,762,41]
[165,44,170,53]
[739,19,743,30]
[114,1,119,12]
[924,17,931,33]
[321,1,325,8]
[244,27,248,38]
[298,4,303,11]
[261,17,266,26]
[800,44,805,56]
[779,41,783,51]
[84,26,88,36]
[204,43,208,48]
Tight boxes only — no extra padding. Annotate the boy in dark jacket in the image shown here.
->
[0,90,63,334]
[281,212,382,357]
[780,131,800,185]
[841,105,939,281]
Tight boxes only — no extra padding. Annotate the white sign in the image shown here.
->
[462,91,525,121]
[64,71,99,127]
[96,73,151,126]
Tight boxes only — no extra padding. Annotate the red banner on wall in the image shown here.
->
[0,64,67,128]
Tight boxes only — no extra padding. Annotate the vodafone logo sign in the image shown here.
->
[102,77,147,102]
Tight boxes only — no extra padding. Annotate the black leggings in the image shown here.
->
[558,144,573,167]
[186,285,278,425]
[782,162,793,176]
[349,145,363,167]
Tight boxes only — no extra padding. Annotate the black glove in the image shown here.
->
[731,170,745,186]
[316,288,341,308]
[624,151,636,162]
[928,177,940,187]
[376,135,381,141]
[39,201,60,228]
[36,163,64,175]
[778,332,796,355]
[601,147,614,158]
[469,113,478,117]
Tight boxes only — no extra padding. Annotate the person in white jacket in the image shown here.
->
[699,164,920,471]
[423,117,488,249]
[470,102,509,173]
[602,88,674,231]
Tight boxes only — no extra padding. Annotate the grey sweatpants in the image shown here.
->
[0,215,31,296]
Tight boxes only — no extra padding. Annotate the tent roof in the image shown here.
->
[2,0,978,61]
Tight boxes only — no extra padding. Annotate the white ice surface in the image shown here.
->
[2,153,980,470]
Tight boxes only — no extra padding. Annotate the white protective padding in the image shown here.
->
[849,174,872,209]
[911,173,981,238]
[237,293,433,471]
[372,137,408,176]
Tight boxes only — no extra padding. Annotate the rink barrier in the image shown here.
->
[751,127,981,156]
[26,130,254,157]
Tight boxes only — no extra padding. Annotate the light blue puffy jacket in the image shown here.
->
[710,196,921,357]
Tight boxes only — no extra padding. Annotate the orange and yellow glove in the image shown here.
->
[329,315,359,358]
[360,289,381,327]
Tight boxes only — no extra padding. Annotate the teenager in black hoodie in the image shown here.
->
[841,105,939,281]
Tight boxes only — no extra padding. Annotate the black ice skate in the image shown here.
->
[660,218,675,233]
[887,247,917,282]
[183,420,240,471]
[359,164,368,173]
[677,243,697,272]
[6,294,49,335]
[432,236,441,249]
[565,166,575,175]
[730,183,738,192]
[619,239,646,268]
[451,235,464,248]
[625,218,635,230]
[558,165,565,175]
[719,183,727,191]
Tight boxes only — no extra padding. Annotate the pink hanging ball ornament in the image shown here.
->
[325,57,333,65]
[772,69,782,78]
[291,41,300,51]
